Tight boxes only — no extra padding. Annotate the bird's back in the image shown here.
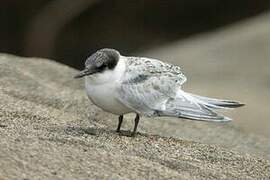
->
[123,57,187,86]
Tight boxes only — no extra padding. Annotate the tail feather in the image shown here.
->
[158,100,232,122]
[156,90,245,122]
[157,90,241,122]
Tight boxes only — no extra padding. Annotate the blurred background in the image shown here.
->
[1,0,270,138]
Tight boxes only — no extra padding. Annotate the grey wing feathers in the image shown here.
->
[118,75,173,116]
[189,93,245,109]
[117,57,238,122]
[124,57,187,85]
[117,57,185,116]
[158,90,232,121]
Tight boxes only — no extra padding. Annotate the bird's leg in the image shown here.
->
[116,115,123,132]
[132,114,140,136]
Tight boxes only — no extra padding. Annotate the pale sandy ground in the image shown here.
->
[0,54,269,179]
[143,12,270,138]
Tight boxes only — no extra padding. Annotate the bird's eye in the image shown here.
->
[97,64,106,71]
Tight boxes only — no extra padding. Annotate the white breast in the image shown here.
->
[84,56,132,115]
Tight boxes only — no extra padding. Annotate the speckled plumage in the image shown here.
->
[124,57,186,85]
[118,57,187,116]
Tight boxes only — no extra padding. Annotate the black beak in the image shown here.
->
[74,68,93,79]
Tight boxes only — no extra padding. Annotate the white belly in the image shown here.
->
[85,79,132,115]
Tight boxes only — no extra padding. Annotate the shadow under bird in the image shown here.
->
[74,48,244,136]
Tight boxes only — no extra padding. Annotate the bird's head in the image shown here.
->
[74,48,120,79]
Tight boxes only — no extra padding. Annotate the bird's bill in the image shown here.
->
[74,68,93,78]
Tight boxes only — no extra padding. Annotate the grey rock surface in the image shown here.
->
[0,54,270,179]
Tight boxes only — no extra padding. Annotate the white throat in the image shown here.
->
[84,56,132,115]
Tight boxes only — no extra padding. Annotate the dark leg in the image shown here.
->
[116,115,123,132]
[132,114,140,136]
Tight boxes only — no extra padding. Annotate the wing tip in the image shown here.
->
[221,101,245,108]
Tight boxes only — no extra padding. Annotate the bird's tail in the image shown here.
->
[157,91,244,122]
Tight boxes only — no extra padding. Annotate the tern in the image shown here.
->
[75,48,244,136]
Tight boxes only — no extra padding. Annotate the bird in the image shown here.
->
[74,48,244,136]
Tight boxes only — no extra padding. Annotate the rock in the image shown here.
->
[0,54,269,179]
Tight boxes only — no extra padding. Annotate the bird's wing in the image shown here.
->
[116,57,229,121]
[116,57,185,116]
